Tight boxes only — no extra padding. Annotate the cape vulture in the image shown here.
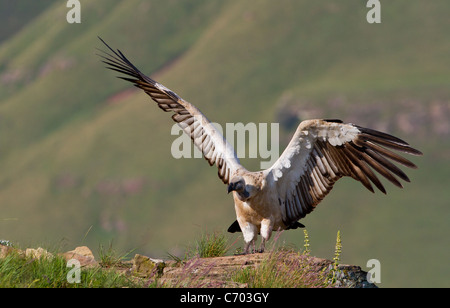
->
[98,38,422,254]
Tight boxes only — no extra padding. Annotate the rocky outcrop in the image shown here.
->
[0,243,376,288]
[131,252,377,288]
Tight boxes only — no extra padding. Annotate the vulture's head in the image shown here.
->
[228,176,250,201]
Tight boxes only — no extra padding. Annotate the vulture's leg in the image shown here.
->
[259,219,273,253]
[241,222,258,254]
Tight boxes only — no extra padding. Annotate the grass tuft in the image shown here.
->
[185,231,231,259]
[99,241,127,267]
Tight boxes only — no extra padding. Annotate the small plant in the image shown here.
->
[166,251,183,264]
[303,229,311,256]
[98,241,117,267]
[98,241,134,267]
[333,230,342,268]
[186,231,231,258]
[329,230,342,284]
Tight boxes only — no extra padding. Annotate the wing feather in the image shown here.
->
[266,119,422,226]
[98,38,242,184]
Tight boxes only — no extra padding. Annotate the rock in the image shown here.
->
[60,246,98,268]
[160,255,262,287]
[25,247,54,260]
[67,246,95,259]
[0,244,16,259]
[132,254,165,278]
[328,264,377,288]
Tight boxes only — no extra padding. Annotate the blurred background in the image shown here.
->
[0,0,448,287]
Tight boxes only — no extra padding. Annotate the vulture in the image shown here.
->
[98,38,422,254]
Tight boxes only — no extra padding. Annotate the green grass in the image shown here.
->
[98,240,136,268]
[185,231,231,258]
[0,250,144,288]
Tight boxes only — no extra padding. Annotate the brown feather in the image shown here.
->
[362,140,418,169]
[342,146,374,192]
[361,146,410,182]
[360,134,422,156]
[346,144,386,193]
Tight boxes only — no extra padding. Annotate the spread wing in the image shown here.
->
[265,119,422,227]
[98,38,242,184]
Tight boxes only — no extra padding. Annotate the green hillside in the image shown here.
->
[0,1,56,43]
[0,1,449,287]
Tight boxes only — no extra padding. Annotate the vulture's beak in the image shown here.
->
[227,183,235,194]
